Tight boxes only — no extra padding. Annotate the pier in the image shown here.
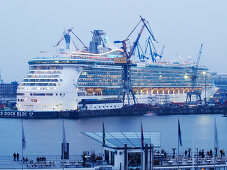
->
[0,150,227,169]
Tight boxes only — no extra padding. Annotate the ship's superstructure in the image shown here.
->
[16,29,217,111]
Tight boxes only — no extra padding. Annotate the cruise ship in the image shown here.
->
[16,30,217,111]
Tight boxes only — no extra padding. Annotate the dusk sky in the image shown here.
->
[0,0,226,83]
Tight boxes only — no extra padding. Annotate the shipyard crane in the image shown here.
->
[160,45,165,59]
[54,28,88,51]
[186,43,203,103]
[114,16,159,105]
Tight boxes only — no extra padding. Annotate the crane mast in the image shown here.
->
[186,44,203,103]
[114,16,158,105]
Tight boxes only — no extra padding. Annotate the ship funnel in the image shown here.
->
[64,32,70,50]
[89,30,106,54]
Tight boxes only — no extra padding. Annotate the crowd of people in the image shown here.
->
[13,153,47,164]
[184,148,225,158]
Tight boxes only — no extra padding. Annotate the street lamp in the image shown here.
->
[203,71,207,104]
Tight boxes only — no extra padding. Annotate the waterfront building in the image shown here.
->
[0,81,18,109]
[82,131,160,170]
[0,82,18,99]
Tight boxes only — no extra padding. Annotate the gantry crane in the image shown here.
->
[114,16,158,105]
[186,43,203,103]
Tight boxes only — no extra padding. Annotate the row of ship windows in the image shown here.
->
[17,87,56,90]
[18,99,38,102]
[29,71,62,74]
[136,65,205,70]
[28,64,207,72]
[78,74,210,81]
[20,83,57,86]
[29,60,93,65]
[132,69,193,73]
[81,71,210,78]
[20,104,63,107]
[86,67,122,71]
[131,73,210,78]
[17,93,65,96]
[71,55,114,61]
[85,67,199,73]
[78,83,119,86]
[26,75,60,78]
[30,66,63,70]
[131,80,212,83]
[29,60,110,65]
[79,75,121,78]
[132,83,213,86]
[77,78,210,84]
[77,80,212,85]
[89,105,121,109]
[78,79,121,83]
[82,72,122,75]
[131,73,210,77]
[77,83,212,86]
[23,79,63,82]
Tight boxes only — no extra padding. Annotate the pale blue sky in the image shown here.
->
[0,0,226,82]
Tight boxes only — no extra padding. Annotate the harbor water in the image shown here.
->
[0,114,226,156]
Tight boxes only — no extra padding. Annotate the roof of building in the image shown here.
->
[82,131,160,149]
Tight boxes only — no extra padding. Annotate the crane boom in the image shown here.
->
[140,16,157,42]
[195,43,203,68]
[69,29,88,50]
[128,25,145,59]
[186,43,204,103]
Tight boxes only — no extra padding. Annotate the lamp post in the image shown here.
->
[203,71,207,104]
[196,147,198,170]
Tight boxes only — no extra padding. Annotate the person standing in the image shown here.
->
[13,153,16,161]
[16,153,19,161]
[185,150,187,157]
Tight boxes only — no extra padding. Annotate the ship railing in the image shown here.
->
[71,55,114,61]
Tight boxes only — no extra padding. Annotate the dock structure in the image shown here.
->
[0,151,227,169]
[82,131,227,170]
[153,152,227,170]
[0,132,226,169]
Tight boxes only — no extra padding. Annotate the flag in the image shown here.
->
[178,119,182,146]
[62,120,67,152]
[214,118,218,148]
[102,122,105,146]
[141,122,144,149]
[22,120,26,149]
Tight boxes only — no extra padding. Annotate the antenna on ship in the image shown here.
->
[0,70,3,84]
[114,16,159,105]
